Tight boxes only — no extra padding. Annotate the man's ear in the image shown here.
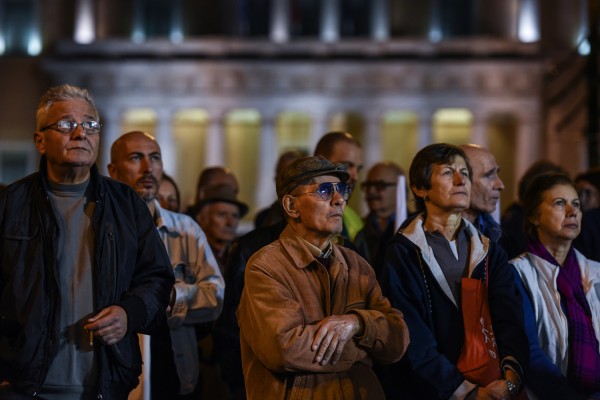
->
[33,132,45,155]
[107,163,117,179]
[282,195,299,219]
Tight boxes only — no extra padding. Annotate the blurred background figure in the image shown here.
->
[501,160,569,260]
[574,167,600,261]
[574,168,600,212]
[511,172,600,399]
[159,173,181,213]
[459,144,505,243]
[355,161,405,267]
[314,131,364,243]
[186,166,240,218]
[254,149,306,229]
[197,183,248,272]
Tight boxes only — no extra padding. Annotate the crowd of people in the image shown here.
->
[0,84,599,400]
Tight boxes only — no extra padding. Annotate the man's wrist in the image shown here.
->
[354,314,365,337]
[504,379,518,398]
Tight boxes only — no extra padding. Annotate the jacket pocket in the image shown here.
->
[107,334,142,387]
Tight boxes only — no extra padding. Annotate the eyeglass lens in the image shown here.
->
[315,182,351,201]
[55,120,101,134]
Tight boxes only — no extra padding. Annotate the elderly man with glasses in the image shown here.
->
[355,161,406,268]
[0,84,174,399]
[237,156,409,400]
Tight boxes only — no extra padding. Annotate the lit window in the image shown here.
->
[1,0,41,56]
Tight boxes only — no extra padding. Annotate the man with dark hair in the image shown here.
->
[355,161,406,266]
[314,131,364,242]
[0,85,174,398]
[237,156,409,399]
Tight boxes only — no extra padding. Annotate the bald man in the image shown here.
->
[109,131,224,399]
[459,144,505,242]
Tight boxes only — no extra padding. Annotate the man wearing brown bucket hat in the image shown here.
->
[237,155,409,399]
[196,183,249,272]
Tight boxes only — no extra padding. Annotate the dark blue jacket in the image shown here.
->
[0,160,174,399]
[379,217,528,399]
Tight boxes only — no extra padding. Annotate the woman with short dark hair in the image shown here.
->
[381,143,528,399]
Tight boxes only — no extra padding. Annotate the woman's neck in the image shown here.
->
[423,211,463,241]
[542,241,571,266]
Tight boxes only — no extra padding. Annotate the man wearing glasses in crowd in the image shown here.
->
[237,156,408,399]
[355,161,406,268]
[0,84,173,399]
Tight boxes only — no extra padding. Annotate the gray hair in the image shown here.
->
[36,84,98,130]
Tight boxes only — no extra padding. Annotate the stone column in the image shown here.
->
[256,113,278,210]
[320,0,340,42]
[310,112,330,152]
[99,107,122,175]
[205,111,225,166]
[370,0,389,41]
[74,0,95,44]
[270,0,290,43]
[363,112,382,169]
[470,114,487,146]
[155,109,175,175]
[418,110,434,148]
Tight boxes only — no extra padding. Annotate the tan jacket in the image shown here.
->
[237,225,409,399]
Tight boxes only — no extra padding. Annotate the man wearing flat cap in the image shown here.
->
[237,156,409,399]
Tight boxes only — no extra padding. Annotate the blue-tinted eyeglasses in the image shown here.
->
[293,182,351,201]
[40,119,102,135]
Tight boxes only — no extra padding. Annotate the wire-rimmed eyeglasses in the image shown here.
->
[40,119,102,135]
[292,182,351,201]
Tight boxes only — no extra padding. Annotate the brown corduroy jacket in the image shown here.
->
[237,224,409,399]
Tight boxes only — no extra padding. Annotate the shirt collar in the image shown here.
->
[153,199,170,231]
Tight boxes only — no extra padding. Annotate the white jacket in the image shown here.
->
[511,250,600,374]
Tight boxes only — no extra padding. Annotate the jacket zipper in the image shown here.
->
[34,195,58,395]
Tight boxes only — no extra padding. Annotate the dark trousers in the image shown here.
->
[150,324,201,400]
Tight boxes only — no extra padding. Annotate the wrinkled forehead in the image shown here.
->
[41,99,98,122]
[436,155,468,169]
